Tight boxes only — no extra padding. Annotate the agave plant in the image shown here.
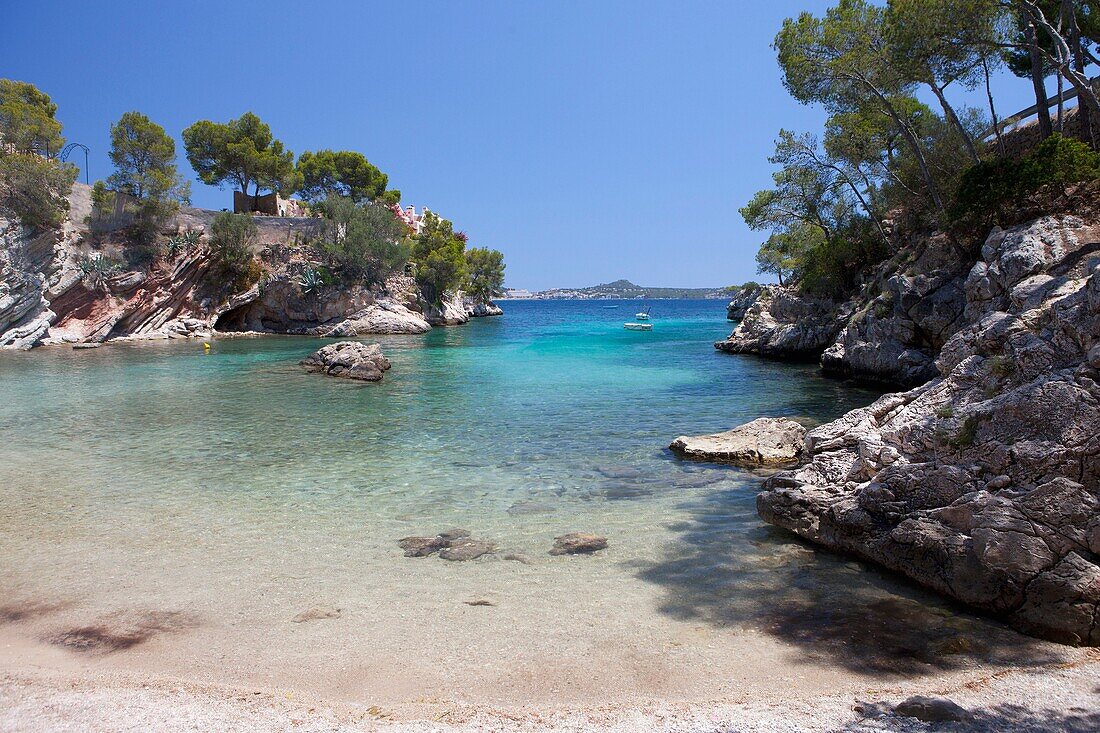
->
[299,267,325,294]
[77,253,122,290]
[166,229,201,257]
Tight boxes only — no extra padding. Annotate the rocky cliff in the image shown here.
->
[717,226,978,385]
[755,212,1100,644]
[0,185,489,349]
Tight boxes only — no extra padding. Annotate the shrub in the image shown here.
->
[953,135,1100,230]
[208,212,257,284]
[0,153,76,229]
[314,196,408,284]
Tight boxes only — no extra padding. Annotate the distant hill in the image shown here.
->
[516,279,725,300]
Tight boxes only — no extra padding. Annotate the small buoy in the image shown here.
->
[203,342,211,352]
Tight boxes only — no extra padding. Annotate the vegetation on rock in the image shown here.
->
[464,247,506,303]
[745,0,1100,299]
[0,79,75,228]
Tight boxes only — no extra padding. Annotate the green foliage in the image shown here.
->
[208,212,258,285]
[298,267,326,294]
[935,404,955,419]
[166,229,201,257]
[464,247,506,302]
[987,355,1016,378]
[409,211,467,305]
[953,135,1100,228]
[754,226,817,287]
[0,153,76,229]
[0,79,64,155]
[296,150,391,204]
[77,252,122,290]
[314,196,408,284]
[952,414,981,448]
[92,111,192,245]
[182,112,300,200]
[107,111,190,203]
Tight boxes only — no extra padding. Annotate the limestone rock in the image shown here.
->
[398,529,495,561]
[726,286,762,322]
[549,533,608,555]
[757,213,1100,645]
[464,298,504,317]
[670,417,806,467]
[300,341,391,381]
[326,301,431,336]
[715,286,840,359]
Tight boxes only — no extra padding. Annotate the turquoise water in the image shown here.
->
[0,300,1052,704]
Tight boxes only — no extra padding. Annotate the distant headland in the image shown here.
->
[503,279,726,300]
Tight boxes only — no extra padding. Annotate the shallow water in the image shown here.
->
[0,300,1067,709]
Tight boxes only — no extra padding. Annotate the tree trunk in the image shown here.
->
[1063,0,1094,146]
[930,83,981,165]
[1024,16,1054,139]
[983,58,1006,156]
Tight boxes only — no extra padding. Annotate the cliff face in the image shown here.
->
[0,186,483,349]
[756,213,1100,644]
[717,227,977,386]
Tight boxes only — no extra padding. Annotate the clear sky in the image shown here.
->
[3,1,1038,290]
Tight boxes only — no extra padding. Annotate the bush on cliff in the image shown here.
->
[208,212,261,289]
[0,153,76,229]
[314,196,408,285]
[953,135,1100,233]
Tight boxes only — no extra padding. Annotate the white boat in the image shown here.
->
[635,307,651,320]
[624,322,652,331]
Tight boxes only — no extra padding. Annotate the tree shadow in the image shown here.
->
[839,703,1100,732]
[633,484,1068,678]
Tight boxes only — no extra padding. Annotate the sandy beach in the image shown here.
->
[2,646,1098,732]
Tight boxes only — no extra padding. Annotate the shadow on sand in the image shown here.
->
[633,484,1068,678]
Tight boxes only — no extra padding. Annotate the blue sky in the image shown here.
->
[3,1,1038,289]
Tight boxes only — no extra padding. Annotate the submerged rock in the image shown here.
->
[398,529,495,561]
[670,417,806,467]
[398,536,449,557]
[291,606,342,623]
[439,538,496,561]
[300,341,391,381]
[549,533,608,555]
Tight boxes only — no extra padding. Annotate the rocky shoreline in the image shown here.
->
[0,184,502,351]
[717,209,1100,645]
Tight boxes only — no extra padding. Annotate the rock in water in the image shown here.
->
[893,696,969,723]
[325,302,431,336]
[439,539,496,561]
[669,417,806,467]
[549,533,608,555]
[300,341,391,381]
[398,536,448,557]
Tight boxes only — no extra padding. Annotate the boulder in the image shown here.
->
[439,539,496,561]
[549,533,608,555]
[326,301,431,336]
[715,286,840,359]
[464,299,504,317]
[892,696,969,723]
[670,417,806,467]
[300,341,391,381]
